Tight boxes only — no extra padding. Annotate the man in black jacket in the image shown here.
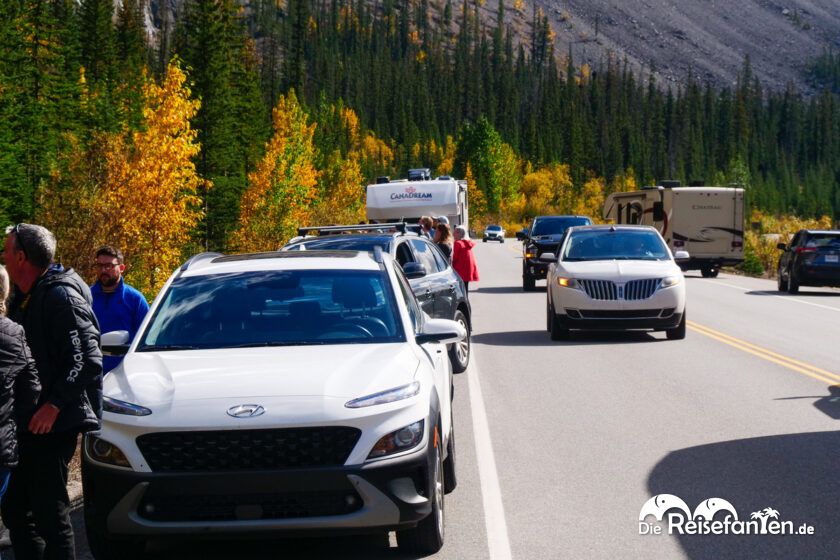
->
[2,224,102,560]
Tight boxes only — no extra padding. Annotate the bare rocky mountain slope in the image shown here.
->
[528,0,840,91]
[147,0,840,92]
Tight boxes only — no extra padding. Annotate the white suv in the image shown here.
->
[545,225,687,340]
[83,250,465,558]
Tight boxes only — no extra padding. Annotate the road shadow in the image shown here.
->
[775,385,840,420]
[474,286,545,294]
[746,290,840,298]
[647,431,840,559]
[472,330,659,347]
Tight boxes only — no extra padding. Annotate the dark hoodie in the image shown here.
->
[8,265,102,433]
[0,317,41,467]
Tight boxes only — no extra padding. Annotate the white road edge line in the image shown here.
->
[697,278,840,313]
[467,354,513,560]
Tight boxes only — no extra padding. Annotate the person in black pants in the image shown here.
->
[2,224,102,560]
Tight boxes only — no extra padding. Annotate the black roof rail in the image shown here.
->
[180,252,223,272]
[297,223,407,236]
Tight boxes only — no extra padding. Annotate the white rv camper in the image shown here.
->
[366,173,468,230]
[603,181,745,277]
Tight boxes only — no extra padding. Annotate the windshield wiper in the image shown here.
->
[137,344,199,351]
[228,341,328,348]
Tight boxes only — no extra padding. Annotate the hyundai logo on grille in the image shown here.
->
[227,404,266,418]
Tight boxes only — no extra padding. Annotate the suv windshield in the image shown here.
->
[137,270,404,350]
[563,230,670,261]
[532,217,591,236]
[486,225,501,231]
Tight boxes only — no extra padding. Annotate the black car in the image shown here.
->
[283,224,471,372]
[517,215,592,291]
[777,229,840,294]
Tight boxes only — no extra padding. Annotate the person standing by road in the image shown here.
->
[453,225,479,292]
[419,216,434,239]
[90,246,149,374]
[0,265,41,508]
[2,223,103,560]
[435,223,454,262]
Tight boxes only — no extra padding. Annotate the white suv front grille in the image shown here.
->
[579,279,661,301]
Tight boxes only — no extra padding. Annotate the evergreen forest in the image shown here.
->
[1,0,839,290]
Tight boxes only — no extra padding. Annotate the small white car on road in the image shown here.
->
[545,225,687,340]
[483,225,505,243]
[84,249,465,558]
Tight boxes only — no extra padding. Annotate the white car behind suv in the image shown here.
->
[83,249,465,558]
[545,225,687,340]
[483,224,505,243]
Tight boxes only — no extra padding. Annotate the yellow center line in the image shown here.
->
[688,320,840,386]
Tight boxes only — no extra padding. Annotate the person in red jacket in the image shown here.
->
[452,226,479,292]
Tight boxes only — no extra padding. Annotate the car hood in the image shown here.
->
[559,259,680,281]
[104,344,419,406]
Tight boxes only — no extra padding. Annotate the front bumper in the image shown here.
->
[82,443,436,537]
[524,260,550,278]
[551,281,685,331]
[555,311,683,331]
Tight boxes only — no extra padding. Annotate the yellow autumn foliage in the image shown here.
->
[233,89,319,252]
[745,210,833,276]
[39,61,206,297]
[309,153,366,226]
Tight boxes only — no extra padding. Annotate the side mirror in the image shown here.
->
[415,318,466,345]
[776,243,787,251]
[539,253,556,262]
[101,330,130,356]
[516,229,529,241]
[674,251,690,262]
[402,262,427,279]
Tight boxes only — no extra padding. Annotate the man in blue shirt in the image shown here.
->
[90,246,149,373]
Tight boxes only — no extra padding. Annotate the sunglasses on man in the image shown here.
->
[6,224,31,260]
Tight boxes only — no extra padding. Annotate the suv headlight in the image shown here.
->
[368,420,424,459]
[103,396,152,416]
[661,276,682,288]
[345,382,420,408]
[556,277,578,288]
[85,436,131,468]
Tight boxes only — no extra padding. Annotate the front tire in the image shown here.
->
[523,273,536,292]
[701,266,719,278]
[397,426,445,554]
[549,302,570,341]
[666,311,687,340]
[448,310,470,373]
[443,423,457,494]
[777,268,787,292]
[787,270,800,294]
[85,515,147,560]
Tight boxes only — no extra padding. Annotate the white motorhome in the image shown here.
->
[366,174,468,230]
[603,182,744,277]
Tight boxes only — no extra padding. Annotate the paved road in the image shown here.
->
[16,241,840,559]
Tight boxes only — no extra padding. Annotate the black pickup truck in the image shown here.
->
[517,215,592,291]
